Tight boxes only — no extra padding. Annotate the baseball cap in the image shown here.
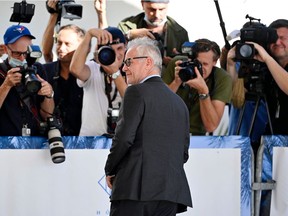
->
[4,25,35,45]
[141,0,169,3]
[105,27,126,44]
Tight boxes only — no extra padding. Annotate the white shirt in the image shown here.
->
[77,60,121,136]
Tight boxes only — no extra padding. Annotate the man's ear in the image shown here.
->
[1,44,8,55]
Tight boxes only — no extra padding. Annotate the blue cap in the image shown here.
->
[105,27,126,44]
[4,25,35,45]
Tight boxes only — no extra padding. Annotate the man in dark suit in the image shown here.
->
[105,36,192,216]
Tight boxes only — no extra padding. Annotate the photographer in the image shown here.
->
[162,38,232,135]
[42,24,85,136]
[118,0,189,72]
[70,27,127,136]
[227,19,288,137]
[0,25,54,136]
[255,19,288,134]
[226,21,269,149]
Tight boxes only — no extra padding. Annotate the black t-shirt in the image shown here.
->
[265,64,288,135]
[0,59,46,136]
[43,61,83,136]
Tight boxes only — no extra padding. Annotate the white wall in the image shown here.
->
[0,0,287,63]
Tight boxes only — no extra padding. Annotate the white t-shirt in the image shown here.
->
[77,60,121,136]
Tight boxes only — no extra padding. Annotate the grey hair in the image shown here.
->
[127,37,162,73]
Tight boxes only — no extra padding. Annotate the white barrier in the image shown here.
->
[0,148,242,216]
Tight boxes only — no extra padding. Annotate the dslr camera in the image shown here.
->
[19,45,42,94]
[46,0,82,20]
[177,41,203,82]
[178,59,203,82]
[107,107,120,135]
[40,116,65,164]
[235,15,278,60]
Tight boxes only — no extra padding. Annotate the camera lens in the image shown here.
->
[236,43,255,60]
[24,73,42,93]
[98,46,116,66]
[48,128,65,164]
[179,67,196,82]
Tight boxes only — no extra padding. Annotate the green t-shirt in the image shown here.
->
[162,56,232,135]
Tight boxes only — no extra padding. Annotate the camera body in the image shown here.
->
[178,59,203,82]
[57,0,82,20]
[235,24,278,60]
[107,107,120,135]
[41,116,65,164]
[19,64,41,94]
[17,45,42,94]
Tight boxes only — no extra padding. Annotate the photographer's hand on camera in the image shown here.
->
[185,66,209,95]
[46,0,59,14]
[4,68,22,88]
[36,74,54,98]
[168,60,185,92]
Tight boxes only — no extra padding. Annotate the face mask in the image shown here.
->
[9,57,27,68]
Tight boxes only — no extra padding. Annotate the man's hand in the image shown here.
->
[185,67,209,94]
[36,75,54,98]
[3,68,22,88]
[46,0,59,13]
[106,175,115,189]
[94,0,106,14]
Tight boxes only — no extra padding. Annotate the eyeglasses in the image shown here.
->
[7,45,28,58]
[123,56,148,67]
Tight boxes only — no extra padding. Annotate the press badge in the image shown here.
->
[22,124,31,136]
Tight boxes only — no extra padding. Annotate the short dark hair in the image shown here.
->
[194,38,221,61]
[269,19,288,29]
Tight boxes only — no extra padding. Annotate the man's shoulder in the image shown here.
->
[166,16,188,32]
[118,13,145,30]
[214,67,231,79]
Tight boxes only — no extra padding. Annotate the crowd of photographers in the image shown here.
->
[0,0,288,147]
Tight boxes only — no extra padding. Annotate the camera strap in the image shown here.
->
[0,61,9,79]
[101,67,118,108]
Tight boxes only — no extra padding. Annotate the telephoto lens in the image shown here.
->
[48,128,65,164]
[97,45,116,65]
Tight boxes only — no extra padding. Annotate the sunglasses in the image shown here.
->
[123,56,148,67]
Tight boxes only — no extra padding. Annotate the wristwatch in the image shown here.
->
[199,93,210,100]
[45,90,54,99]
[111,70,121,80]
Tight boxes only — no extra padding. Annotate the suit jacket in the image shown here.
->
[105,77,192,212]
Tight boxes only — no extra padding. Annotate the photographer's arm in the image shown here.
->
[37,75,54,120]
[42,0,59,63]
[70,28,112,82]
[186,69,226,132]
[199,98,226,133]
[226,46,238,83]
[0,68,22,108]
[94,0,108,29]
[252,42,288,94]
